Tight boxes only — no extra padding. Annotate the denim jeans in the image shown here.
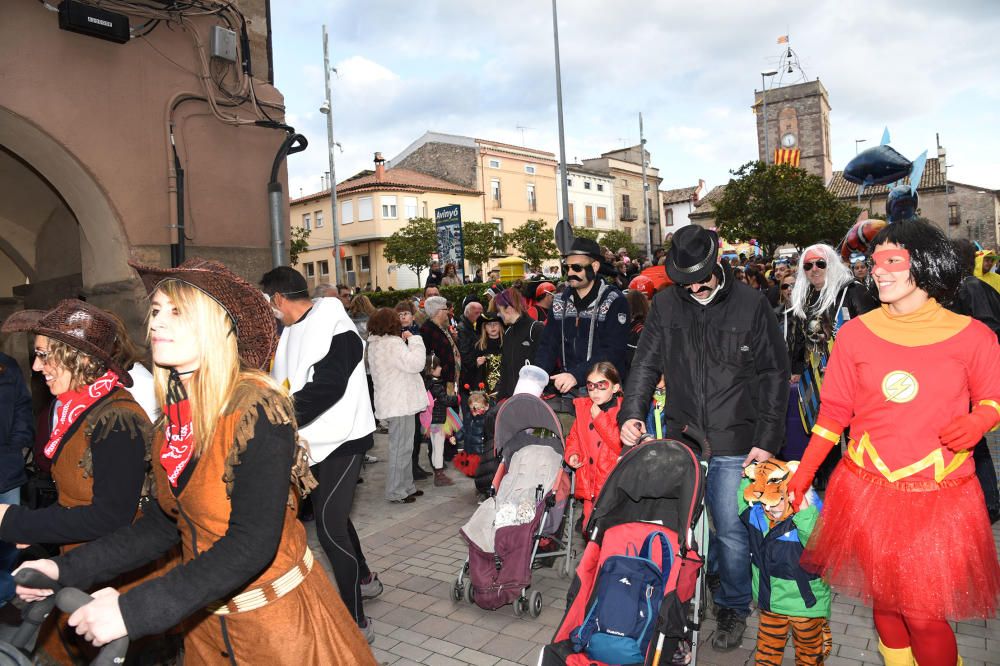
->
[0,487,20,506]
[385,416,416,501]
[705,455,752,617]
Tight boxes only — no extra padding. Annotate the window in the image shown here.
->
[341,201,354,224]
[359,254,371,271]
[665,208,674,226]
[525,165,536,175]
[597,183,604,192]
[597,206,607,221]
[380,195,397,219]
[343,256,354,272]
[303,262,315,278]
[489,158,501,169]
[567,178,573,187]
[585,205,594,227]
[948,203,961,226]
[358,196,373,221]
[621,179,628,187]
[491,178,502,207]
[314,210,324,228]
[317,260,329,277]
[404,196,418,219]
[527,184,536,212]
[302,213,311,231]
[491,217,503,235]
[584,181,591,190]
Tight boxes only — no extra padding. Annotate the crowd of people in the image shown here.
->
[0,222,997,664]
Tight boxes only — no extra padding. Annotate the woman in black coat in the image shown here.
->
[493,288,544,401]
[0,352,31,506]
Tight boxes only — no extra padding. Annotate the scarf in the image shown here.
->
[161,369,196,487]
[45,370,122,459]
[863,298,970,346]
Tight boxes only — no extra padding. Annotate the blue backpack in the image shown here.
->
[572,531,674,664]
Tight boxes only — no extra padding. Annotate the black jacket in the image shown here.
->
[951,275,1000,342]
[457,315,480,389]
[497,315,544,400]
[0,353,31,493]
[426,377,458,424]
[620,265,790,456]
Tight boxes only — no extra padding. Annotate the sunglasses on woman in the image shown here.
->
[803,260,827,271]
[586,380,610,391]
[780,283,794,290]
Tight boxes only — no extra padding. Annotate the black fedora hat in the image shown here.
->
[563,237,602,261]
[665,226,719,285]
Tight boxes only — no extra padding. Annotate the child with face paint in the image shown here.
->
[564,362,623,527]
[787,220,1000,666]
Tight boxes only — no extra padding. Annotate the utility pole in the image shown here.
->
[639,112,652,259]
[321,25,342,286]
[551,0,570,237]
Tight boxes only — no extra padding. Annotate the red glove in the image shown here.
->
[788,417,844,511]
[939,403,1000,452]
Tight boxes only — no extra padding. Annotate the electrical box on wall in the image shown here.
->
[210,25,237,63]
[58,0,130,44]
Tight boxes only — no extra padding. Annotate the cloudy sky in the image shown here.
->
[270,1,1000,201]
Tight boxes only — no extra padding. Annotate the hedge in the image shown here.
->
[365,282,498,308]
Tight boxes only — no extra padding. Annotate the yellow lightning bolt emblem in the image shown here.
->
[881,371,918,404]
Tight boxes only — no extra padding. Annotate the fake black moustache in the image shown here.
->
[691,285,712,294]
[567,275,583,282]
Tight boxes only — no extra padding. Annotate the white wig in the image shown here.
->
[790,243,853,319]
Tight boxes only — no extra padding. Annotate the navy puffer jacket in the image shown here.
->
[0,353,32,493]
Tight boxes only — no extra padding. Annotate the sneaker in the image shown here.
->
[388,496,416,504]
[711,607,746,652]
[365,453,380,463]
[360,573,383,599]
[358,617,375,644]
[670,638,692,665]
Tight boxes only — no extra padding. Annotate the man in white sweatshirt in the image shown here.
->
[261,266,380,644]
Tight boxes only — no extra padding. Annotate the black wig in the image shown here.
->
[868,218,962,304]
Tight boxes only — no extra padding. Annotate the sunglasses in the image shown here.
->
[586,380,610,391]
[563,262,590,273]
[33,349,51,362]
[780,283,793,290]
[803,260,827,271]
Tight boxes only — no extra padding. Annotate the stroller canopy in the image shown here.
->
[494,394,564,464]
[588,439,704,545]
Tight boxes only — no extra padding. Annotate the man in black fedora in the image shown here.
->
[534,236,630,396]
[618,224,789,651]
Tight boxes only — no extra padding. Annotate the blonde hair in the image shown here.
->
[475,319,503,351]
[150,280,283,458]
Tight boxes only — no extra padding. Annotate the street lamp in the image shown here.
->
[760,70,778,164]
[855,138,867,155]
[320,25,342,286]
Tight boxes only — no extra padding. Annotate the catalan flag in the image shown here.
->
[774,148,800,167]
[777,35,789,44]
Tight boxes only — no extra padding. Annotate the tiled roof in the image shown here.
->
[290,168,479,204]
[690,185,726,217]
[828,156,947,199]
[662,185,700,205]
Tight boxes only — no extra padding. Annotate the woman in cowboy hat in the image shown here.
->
[0,299,152,662]
[15,259,373,664]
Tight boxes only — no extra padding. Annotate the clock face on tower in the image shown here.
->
[781,132,797,148]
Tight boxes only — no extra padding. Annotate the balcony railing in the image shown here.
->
[620,206,638,221]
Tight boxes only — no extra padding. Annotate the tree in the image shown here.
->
[504,219,559,270]
[289,226,311,266]
[571,228,601,243]
[384,217,438,285]
[461,220,507,271]
[713,161,859,258]
[598,229,640,260]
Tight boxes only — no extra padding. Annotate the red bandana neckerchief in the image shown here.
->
[161,369,196,488]
[46,371,122,459]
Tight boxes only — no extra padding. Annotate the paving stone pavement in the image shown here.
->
[306,433,1000,666]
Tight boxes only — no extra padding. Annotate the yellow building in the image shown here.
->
[290,155,481,291]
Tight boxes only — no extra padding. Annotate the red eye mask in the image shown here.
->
[872,249,911,273]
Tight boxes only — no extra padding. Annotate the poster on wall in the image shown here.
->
[434,204,465,281]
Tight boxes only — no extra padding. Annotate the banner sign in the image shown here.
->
[435,205,465,281]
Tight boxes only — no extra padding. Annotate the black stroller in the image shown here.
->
[540,436,708,666]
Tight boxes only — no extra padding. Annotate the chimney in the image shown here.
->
[936,135,947,183]
[695,178,705,200]
[374,152,385,181]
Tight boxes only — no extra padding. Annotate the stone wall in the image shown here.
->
[394,143,477,189]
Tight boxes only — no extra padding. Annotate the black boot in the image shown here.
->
[413,463,430,480]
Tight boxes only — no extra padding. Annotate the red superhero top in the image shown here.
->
[815,300,1000,483]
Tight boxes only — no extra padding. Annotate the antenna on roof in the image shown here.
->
[515,124,533,145]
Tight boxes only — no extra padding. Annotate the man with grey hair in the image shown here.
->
[312,283,335,299]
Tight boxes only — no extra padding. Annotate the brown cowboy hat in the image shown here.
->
[129,258,276,370]
[1,299,134,387]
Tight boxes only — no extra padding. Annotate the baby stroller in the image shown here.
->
[453,393,576,617]
[540,436,707,666]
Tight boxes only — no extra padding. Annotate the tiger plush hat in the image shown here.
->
[743,459,799,523]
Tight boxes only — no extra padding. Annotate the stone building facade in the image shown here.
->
[753,80,832,184]
[581,146,663,254]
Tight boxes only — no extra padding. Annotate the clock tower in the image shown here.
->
[754,79,832,183]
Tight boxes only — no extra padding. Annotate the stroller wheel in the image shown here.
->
[451,579,464,602]
[463,579,475,604]
[528,590,543,618]
[513,594,526,617]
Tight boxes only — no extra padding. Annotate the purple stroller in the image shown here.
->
[453,393,576,618]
